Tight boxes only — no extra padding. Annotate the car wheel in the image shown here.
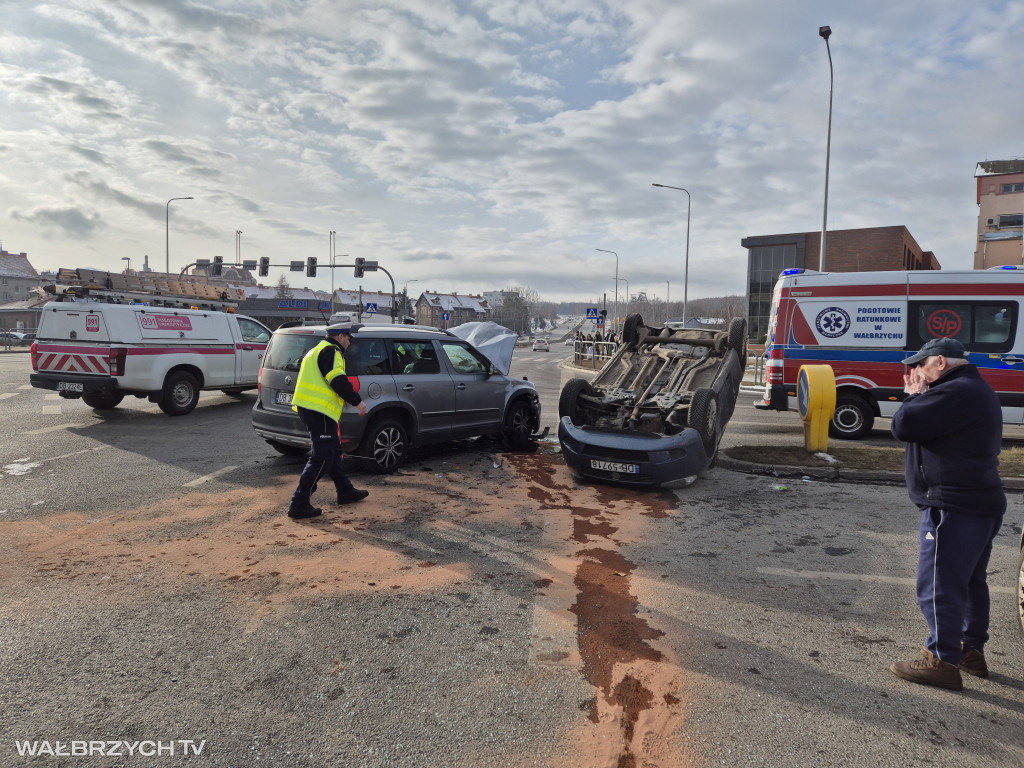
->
[361,417,408,473]
[558,377,596,426]
[727,317,747,360]
[159,371,200,416]
[82,391,125,410]
[829,394,874,440]
[220,388,247,397]
[503,399,539,451]
[689,387,720,459]
[622,314,643,345]
[267,440,308,457]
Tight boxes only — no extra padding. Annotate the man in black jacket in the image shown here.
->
[889,337,1005,690]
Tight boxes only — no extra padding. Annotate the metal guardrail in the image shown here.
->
[572,340,618,369]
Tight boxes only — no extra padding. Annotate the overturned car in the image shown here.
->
[557,315,746,488]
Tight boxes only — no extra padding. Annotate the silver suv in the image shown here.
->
[252,323,541,471]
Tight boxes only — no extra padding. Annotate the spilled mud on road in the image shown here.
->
[507,452,691,768]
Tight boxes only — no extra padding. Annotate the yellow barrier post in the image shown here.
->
[797,364,837,453]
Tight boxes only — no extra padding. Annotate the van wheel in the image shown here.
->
[159,371,200,416]
[82,392,125,410]
[829,395,874,439]
[558,378,596,426]
[267,440,308,457]
[503,400,539,451]
[689,387,719,459]
[622,314,643,345]
[361,418,407,473]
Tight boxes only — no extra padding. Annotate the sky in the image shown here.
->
[1,0,1022,304]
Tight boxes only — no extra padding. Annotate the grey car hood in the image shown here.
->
[448,322,518,374]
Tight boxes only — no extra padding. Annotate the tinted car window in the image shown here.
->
[346,337,391,376]
[264,333,322,372]
[391,341,440,375]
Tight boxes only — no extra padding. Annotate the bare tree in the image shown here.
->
[274,274,293,299]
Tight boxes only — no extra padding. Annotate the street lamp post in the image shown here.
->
[122,256,131,274]
[819,25,833,272]
[403,279,419,321]
[329,231,337,315]
[595,249,618,334]
[652,184,691,324]
[165,196,193,275]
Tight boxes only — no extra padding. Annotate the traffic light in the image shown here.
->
[354,257,365,279]
[306,256,317,277]
[258,257,270,277]
[212,256,224,277]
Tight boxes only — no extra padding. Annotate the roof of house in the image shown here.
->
[976,159,1024,176]
[0,252,40,279]
[418,292,490,313]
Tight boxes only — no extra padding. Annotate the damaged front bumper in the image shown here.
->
[556,417,710,488]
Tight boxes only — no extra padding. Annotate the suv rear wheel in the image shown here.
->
[689,387,719,459]
[361,417,408,473]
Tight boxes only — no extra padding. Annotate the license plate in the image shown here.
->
[590,459,639,474]
[57,382,84,393]
[275,391,293,405]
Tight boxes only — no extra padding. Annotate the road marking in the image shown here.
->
[184,465,241,487]
[0,393,17,400]
[24,423,87,435]
[18,384,32,390]
[41,406,62,415]
[44,393,61,400]
[757,567,1013,595]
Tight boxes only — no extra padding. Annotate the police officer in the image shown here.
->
[889,337,1006,690]
[288,321,368,519]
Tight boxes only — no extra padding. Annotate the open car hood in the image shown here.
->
[448,322,518,375]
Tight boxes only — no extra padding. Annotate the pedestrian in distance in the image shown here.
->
[287,322,369,520]
[889,337,1005,691]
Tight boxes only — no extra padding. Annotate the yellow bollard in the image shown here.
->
[797,365,837,453]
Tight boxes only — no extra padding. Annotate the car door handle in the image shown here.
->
[403,384,416,391]
[1002,356,1024,364]
[456,383,467,390]
[242,345,253,350]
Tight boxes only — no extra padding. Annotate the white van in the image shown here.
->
[30,302,271,415]
[757,267,1024,438]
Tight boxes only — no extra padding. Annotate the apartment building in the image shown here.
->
[974,159,1024,269]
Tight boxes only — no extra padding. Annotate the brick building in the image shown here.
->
[974,159,1024,269]
[741,226,939,341]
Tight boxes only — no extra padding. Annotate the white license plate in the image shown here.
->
[590,459,639,474]
[57,382,84,393]
[275,391,293,405]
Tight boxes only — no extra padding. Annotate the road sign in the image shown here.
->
[365,302,378,314]
[442,312,450,321]
[586,307,599,319]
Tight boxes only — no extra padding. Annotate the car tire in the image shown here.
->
[503,399,539,451]
[689,387,720,459]
[727,317,747,360]
[829,394,874,440]
[622,314,643,345]
[558,377,596,426]
[267,440,308,457]
[361,417,408,473]
[82,391,125,410]
[159,371,201,416]
[1016,542,1024,642]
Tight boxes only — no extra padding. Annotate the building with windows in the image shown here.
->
[415,292,491,328]
[741,226,938,342]
[0,250,42,306]
[974,159,1024,269]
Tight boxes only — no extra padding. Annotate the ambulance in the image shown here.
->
[757,267,1024,438]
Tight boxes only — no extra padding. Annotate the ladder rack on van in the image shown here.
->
[39,267,247,311]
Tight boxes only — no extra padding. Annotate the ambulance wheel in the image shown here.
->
[159,371,200,416]
[829,395,874,440]
[82,391,124,410]
[361,417,407,473]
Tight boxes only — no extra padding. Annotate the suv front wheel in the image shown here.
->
[503,399,539,450]
[361,417,408,473]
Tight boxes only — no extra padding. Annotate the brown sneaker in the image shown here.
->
[959,645,988,678]
[890,649,963,691]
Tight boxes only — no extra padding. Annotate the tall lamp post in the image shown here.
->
[403,279,419,321]
[652,183,691,324]
[819,25,833,272]
[595,248,618,334]
[122,256,131,274]
[329,231,337,314]
[165,196,193,275]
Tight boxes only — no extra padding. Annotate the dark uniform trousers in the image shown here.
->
[917,506,1003,663]
[291,407,357,506]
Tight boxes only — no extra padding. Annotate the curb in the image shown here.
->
[717,453,1024,491]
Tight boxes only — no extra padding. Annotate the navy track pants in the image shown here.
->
[916,506,1003,664]
[291,407,356,506]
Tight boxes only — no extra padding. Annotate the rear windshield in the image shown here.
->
[263,332,395,375]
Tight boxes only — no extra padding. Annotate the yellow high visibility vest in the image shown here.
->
[291,340,347,421]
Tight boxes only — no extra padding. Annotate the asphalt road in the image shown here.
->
[2,349,1023,768]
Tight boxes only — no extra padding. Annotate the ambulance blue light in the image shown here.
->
[781,268,802,276]
[1000,265,1019,270]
